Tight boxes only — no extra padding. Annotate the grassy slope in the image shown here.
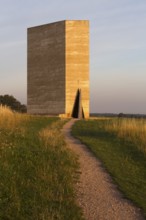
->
[72,119,146,217]
[0,116,84,220]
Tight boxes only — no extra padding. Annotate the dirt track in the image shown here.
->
[62,119,144,220]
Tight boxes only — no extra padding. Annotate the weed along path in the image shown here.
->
[62,119,144,220]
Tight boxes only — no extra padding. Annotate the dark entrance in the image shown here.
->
[72,89,84,119]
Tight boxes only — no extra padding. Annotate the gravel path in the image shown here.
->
[62,119,144,220]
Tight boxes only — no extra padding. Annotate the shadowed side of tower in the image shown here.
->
[27,21,66,115]
[27,20,89,118]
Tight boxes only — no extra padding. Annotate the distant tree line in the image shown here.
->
[0,95,27,113]
[90,113,146,119]
[118,112,146,118]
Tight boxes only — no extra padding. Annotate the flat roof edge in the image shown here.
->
[27,20,89,30]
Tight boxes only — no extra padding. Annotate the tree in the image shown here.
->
[118,113,124,118]
[0,95,26,113]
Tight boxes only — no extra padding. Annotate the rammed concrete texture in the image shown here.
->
[27,20,89,118]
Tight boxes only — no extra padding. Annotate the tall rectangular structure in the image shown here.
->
[27,20,89,118]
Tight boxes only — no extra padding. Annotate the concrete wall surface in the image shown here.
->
[27,21,66,114]
[65,20,89,118]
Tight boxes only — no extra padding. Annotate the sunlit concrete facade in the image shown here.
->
[27,20,89,117]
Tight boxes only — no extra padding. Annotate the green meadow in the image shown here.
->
[72,118,146,217]
[0,106,83,220]
[1,105,146,219]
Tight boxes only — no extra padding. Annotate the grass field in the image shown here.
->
[0,106,84,220]
[72,118,146,217]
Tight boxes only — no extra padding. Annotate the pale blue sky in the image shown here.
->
[0,0,146,113]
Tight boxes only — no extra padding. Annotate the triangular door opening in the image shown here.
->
[72,89,84,119]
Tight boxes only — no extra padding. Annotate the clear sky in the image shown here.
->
[0,0,146,114]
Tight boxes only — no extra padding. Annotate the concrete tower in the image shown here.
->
[27,20,89,118]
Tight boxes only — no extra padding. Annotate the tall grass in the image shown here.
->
[105,118,146,155]
[0,105,28,130]
[0,105,29,150]
[0,106,83,220]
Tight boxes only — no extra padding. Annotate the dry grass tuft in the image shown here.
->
[0,105,29,131]
[105,118,146,154]
[39,119,67,148]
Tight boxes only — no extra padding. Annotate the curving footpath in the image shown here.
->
[62,119,144,220]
